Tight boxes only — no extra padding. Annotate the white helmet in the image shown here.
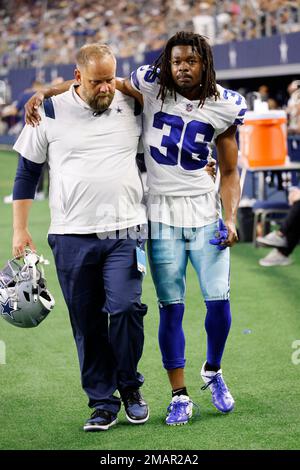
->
[0,250,55,328]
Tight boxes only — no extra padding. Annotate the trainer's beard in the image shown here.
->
[88,93,114,112]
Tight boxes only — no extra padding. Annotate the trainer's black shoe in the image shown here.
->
[121,389,149,424]
[83,409,118,431]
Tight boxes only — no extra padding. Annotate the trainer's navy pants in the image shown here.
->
[48,233,147,415]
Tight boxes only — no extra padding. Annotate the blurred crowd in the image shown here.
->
[0,0,300,71]
[0,1,300,138]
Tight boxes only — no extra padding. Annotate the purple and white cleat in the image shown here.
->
[201,363,235,413]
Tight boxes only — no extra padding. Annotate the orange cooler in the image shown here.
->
[239,110,287,167]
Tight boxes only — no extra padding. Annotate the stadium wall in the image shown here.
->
[7,32,300,101]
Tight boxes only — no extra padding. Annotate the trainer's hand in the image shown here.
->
[25,91,44,126]
[205,159,216,180]
[12,229,36,258]
[223,220,238,248]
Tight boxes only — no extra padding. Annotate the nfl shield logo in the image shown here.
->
[186,104,193,112]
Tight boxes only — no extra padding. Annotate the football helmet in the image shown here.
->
[0,250,55,328]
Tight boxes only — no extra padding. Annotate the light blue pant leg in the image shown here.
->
[148,222,189,370]
[188,221,230,301]
[188,222,231,368]
[148,223,188,305]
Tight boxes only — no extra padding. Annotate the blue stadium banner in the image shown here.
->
[213,31,300,79]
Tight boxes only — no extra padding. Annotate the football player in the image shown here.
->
[123,32,247,425]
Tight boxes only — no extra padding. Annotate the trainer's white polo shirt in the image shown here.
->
[14,86,147,234]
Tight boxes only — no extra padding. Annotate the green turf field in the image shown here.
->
[0,150,300,450]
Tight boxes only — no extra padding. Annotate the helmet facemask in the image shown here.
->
[0,250,55,328]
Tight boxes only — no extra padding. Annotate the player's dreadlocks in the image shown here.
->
[152,31,219,108]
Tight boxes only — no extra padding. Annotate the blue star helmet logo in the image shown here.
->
[0,298,17,320]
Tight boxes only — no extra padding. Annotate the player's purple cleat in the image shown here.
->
[201,363,235,413]
[166,395,193,426]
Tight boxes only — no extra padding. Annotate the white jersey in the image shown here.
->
[13,86,147,234]
[131,65,247,227]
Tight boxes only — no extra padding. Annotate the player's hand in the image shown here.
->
[12,229,36,258]
[223,220,238,247]
[205,159,216,181]
[25,91,44,126]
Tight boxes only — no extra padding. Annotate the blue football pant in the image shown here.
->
[48,233,147,414]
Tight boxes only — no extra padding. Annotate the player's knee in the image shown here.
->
[203,285,230,301]
[154,274,185,303]
[159,303,185,369]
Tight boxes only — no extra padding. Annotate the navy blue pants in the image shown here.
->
[48,233,147,415]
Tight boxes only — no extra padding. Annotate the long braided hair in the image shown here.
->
[152,31,219,108]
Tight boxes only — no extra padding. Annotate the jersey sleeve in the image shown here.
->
[130,64,160,96]
[13,105,48,163]
[230,94,248,127]
[214,88,248,138]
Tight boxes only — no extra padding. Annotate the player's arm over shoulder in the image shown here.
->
[116,78,143,106]
[25,80,74,126]
[116,65,160,106]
